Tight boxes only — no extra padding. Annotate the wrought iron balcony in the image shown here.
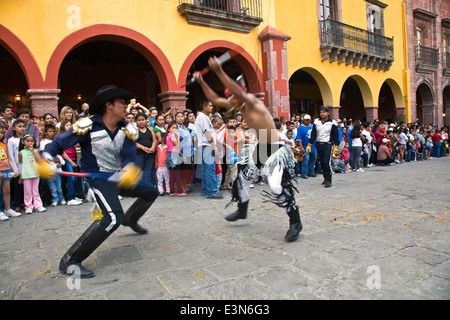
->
[319,19,394,71]
[415,45,439,73]
[444,52,450,77]
[178,0,263,33]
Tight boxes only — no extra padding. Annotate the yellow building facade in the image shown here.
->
[0,0,409,123]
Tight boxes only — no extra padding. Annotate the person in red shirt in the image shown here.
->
[432,131,442,157]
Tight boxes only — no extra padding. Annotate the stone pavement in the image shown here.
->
[0,157,449,300]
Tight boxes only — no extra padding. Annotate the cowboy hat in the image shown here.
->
[89,85,135,115]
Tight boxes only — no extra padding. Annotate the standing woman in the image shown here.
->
[350,123,364,172]
[135,113,157,183]
[57,106,77,129]
[174,112,194,195]
[153,114,166,143]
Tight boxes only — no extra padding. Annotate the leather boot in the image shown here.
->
[225,201,249,222]
[324,174,332,188]
[59,220,110,278]
[122,198,154,234]
[285,205,303,241]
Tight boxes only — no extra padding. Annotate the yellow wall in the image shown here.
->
[0,0,268,83]
[0,0,409,119]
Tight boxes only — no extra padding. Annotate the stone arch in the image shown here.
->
[178,40,264,94]
[45,24,177,92]
[416,81,435,125]
[0,24,44,88]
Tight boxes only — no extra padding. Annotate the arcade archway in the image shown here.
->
[58,40,160,113]
[179,41,264,113]
[416,82,435,125]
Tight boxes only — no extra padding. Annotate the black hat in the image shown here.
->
[319,106,329,112]
[89,85,135,115]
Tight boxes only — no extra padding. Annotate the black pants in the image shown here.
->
[315,142,333,176]
[89,178,159,233]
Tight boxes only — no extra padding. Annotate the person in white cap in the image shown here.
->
[296,114,316,179]
[377,138,394,165]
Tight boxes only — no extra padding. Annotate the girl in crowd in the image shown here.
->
[155,131,170,195]
[7,119,26,211]
[0,127,20,220]
[19,134,46,214]
[166,121,184,196]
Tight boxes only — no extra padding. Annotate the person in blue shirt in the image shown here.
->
[43,85,159,278]
[296,114,316,179]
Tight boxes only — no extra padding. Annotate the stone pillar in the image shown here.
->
[365,106,379,123]
[326,106,341,121]
[395,106,406,123]
[258,26,291,120]
[158,91,188,113]
[26,89,61,117]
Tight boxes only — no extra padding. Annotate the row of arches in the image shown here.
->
[0,24,262,103]
[0,23,424,124]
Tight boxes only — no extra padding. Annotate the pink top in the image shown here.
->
[342,148,350,160]
[156,145,168,167]
[166,133,180,153]
[65,146,77,161]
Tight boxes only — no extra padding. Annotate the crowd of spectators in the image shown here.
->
[0,99,448,222]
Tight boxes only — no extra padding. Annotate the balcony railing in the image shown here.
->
[443,52,450,76]
[319,19,394,71]
[415,45,439,67]
[178,0,262,33]
[179,0,262,19]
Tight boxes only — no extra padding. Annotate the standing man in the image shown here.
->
[42,85,159,278]
[296,114,316,179]
[195,99,223,199]
[306,107,339,188]
[193,56,302,241]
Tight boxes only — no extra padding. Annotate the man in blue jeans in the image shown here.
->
[296,114,316,179]
[195,100,223,199]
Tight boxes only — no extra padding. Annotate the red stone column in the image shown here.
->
[326,106,341,121]
[395,106,406,123]
[26,89,60,117]
[158,91,188,113]
[258,26,291,120]
[365,106,379,123]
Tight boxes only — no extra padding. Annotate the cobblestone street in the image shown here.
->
[0,157,449,301]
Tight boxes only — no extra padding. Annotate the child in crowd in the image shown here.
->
[155,132,170,195]
[166,122,183,196]
[5,108,40,146]
[0,127,20,221]
[7,119,26,211]
[342,141,351,172]
[40,124,66,206]
[19,134,46,214]
[59,120,83,206]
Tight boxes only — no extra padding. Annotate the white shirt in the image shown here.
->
[362,129,372,144]
[195,112,216,147]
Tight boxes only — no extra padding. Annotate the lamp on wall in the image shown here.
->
[77,94,82,101]
[15,94,21,106]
